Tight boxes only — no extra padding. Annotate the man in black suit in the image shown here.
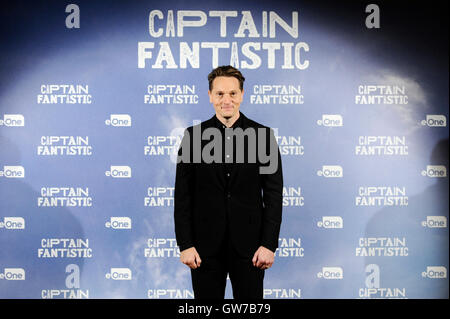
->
[174,65,283,299]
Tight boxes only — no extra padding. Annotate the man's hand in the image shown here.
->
[252,246,275,270]
[180,247,202,269]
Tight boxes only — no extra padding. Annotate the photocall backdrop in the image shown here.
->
[0,0,448,299]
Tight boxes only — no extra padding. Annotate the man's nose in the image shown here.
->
[223,94,232,104]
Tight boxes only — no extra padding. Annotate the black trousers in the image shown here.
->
[190,234,265,299]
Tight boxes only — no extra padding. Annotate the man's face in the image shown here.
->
[208,76,244,120]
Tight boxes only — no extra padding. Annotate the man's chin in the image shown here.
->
[221,111,233,118]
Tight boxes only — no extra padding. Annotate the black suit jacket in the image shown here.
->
[174,112,283,258]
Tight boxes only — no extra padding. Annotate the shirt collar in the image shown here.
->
[214,112,244,129]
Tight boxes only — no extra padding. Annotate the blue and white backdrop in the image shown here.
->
[0,0,448,299]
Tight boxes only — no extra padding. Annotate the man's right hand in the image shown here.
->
[180,247,202,269]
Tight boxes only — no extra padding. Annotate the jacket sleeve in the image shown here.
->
[260,128,283,253]
[174,129,195,252]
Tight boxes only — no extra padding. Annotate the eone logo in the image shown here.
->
[421,216,447,228]
[105,268,132,280]
[317,216,343,229]
[105,114,131,127]
[421,165,447,178]
[421,115,446,127]
[0,166,25,178]
[317,114,343,127]
[105,217,132,229]
[0,114,24,127]
[0,268,25,280]
[105,166,132,178]
[317,267,343,279]
[317,165,343,178]
[422,266,447,279]
[0,217,25,230]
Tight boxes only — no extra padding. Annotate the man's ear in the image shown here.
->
[208,90,212,103]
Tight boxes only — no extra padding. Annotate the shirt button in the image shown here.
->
[226,154,230,158]
[227,193,231,198]
[226,173,230,177]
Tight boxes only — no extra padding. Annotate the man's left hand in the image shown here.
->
[252,246,275,270]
